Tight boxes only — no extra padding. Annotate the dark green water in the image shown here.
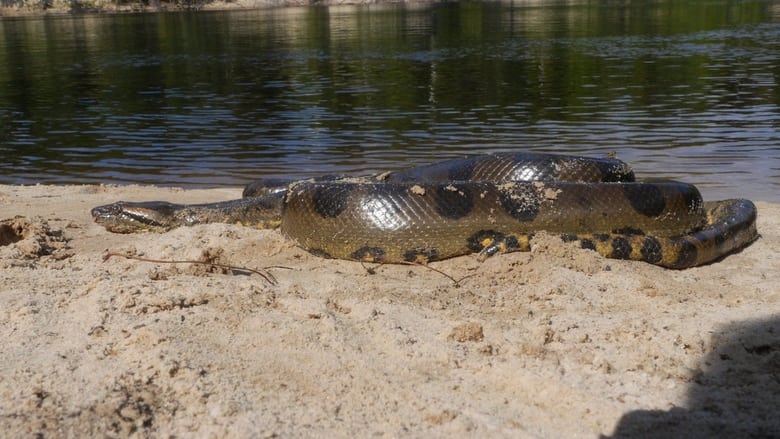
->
[1,1,779,201]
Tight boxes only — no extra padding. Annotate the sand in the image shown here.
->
[1,183,778,437]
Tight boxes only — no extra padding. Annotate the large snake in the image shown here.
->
[91,152,758,268]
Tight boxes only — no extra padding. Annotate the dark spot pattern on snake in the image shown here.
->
[560,233,579,243]
[640,237,663,264]
[312,185,352,218]
[308,248,333,259]
[498,185,540,222]
[434,185,474,219]
[623,184,666,217]
[466,229,505,252]
[610,237,632,259]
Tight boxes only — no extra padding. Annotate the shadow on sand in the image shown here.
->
[604,316,780,438]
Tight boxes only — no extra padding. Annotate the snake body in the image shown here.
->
[91,153,758,268]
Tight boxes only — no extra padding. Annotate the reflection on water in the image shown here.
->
[0,1,779,201]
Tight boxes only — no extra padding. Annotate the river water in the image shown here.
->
[1,1,779,201]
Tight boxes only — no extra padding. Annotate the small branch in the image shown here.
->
[360,260,474,287]
[103,250,280,285]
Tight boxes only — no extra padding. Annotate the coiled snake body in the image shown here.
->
[91,153,758,268]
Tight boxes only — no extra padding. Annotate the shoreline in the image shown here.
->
[0,0,429,17]
[1,183,778,436]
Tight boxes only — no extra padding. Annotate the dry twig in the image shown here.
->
[103,250,280,285]
[360,260,475,287]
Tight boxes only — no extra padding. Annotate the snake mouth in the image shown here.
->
[91,201,176,233]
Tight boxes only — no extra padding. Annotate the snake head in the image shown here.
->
[91,201,181,233]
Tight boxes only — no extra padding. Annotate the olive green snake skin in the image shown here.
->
[91,153,758,268]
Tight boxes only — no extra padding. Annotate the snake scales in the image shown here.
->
[91,152,758,268]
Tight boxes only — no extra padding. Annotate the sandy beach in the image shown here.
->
[1,183,778,437]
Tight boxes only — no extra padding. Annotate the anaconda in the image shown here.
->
[91,152,758,269]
